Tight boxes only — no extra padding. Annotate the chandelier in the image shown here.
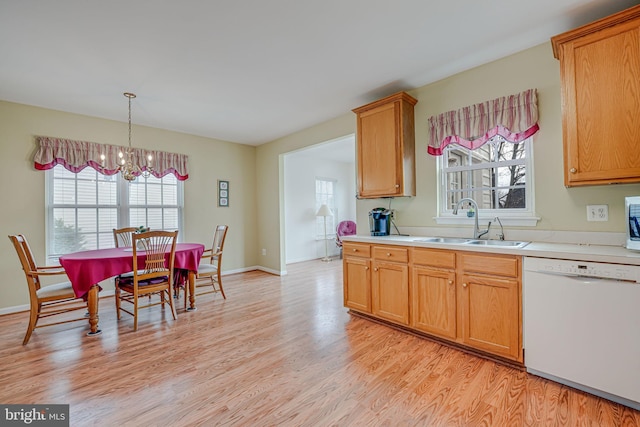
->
[101,92,153,181]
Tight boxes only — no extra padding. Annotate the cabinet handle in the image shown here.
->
[395,184,400,188]
[386,253,391,257]
[374,267,378,271]
[570,167,577,173]
[462,282,468,288]
[365,266,369,270]
[353,249,357,252]
[448,280,453,285]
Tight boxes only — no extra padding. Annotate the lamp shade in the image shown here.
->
[316,204,332,217]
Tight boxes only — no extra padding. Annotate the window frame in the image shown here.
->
[45,166,184,262]
[315,177,337,239]
[435,136,539,227]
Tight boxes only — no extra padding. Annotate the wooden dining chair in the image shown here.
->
[115,230,178,331]
[113,227,139,248]
[185,225,228,309]
[8,234,87,344]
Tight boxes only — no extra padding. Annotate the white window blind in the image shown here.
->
[46,165,183,261]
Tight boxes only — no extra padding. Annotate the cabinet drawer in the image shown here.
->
[373,246,408,263]
[343,243,371,258]
[412,248,455,269]
[459,252,519,278]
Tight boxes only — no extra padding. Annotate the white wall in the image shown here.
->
[284,147,356,263]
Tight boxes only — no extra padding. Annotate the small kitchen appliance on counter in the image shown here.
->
[626,196,640,250]
[369,207,391,236]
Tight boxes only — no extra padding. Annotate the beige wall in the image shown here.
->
[0,101,258,310]
[258,42,640,272]
[256,115,355,273]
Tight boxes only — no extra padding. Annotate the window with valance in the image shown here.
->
[33,136,189,181]
[35,137,187,260]
[428,89,540,226]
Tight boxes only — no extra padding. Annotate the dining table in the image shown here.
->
[59,243,205,336]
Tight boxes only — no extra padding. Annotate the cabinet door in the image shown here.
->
[372,260,409,325]
[343,256,371,313]
[357,102,402,198]
[411,266,456,340]
[459,273,522,362]
[558,18,640,186]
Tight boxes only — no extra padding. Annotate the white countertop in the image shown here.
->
[342,234,640,266]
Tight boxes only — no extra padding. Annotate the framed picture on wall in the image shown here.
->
[218,180,229,207]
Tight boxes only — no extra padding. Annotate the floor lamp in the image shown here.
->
[316,204,333,262]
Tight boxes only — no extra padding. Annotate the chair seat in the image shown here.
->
[197,264,218,276]
[36,281,76,299]
[118,273,169,287]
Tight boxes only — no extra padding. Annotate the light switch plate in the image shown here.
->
[587,205,608,221]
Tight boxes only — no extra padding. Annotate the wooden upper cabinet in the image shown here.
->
[552,5,640,186]
[353,92,417,198]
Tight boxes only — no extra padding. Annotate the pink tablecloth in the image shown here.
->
[59,243,205,298]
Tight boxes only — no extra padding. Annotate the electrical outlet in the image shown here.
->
[587,205,608,221]
[261,248,267,256]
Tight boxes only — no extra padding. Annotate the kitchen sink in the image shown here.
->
[411,237,529,248]
[412,237,472,244]
[465,239,529,248]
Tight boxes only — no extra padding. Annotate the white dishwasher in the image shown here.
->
[523,256,640,410]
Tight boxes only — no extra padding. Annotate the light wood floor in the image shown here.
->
[1,260,639,426]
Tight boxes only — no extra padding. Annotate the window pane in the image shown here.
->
[52,219,90,254]
[498,186,526,209]
[163,208,179,229]
[130,208,147,227]
[129,181,146,205]
[147,183,163,205]
[97,180,117,205]
[77,180,97,205]
[98,208,118,232]
[440,137,532,215]
[497,165,526,187]
[497,141,525,161]
[163,185,177,205]
[77,208,97,233]
[147,208,163,229]
[53,179,76,204]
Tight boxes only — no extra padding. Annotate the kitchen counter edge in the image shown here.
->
[341,235,640,266]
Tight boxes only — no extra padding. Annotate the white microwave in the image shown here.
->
[626,196,640,250]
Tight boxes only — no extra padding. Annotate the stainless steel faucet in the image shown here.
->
[493,216,505,240]
[453,197,489,239]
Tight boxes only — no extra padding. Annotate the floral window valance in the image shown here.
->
[33,136,189,181]
[427,88,539,156]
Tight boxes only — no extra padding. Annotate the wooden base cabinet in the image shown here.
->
[459,273,521,361]
[343,243,371,313]
[458,252,523,363]
[343,243,523,364]
[412,266,457,340]
[411,248,457,340]
[372,260,409,325]
[371,245,410,325]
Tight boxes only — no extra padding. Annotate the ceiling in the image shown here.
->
[0,1,637,146]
